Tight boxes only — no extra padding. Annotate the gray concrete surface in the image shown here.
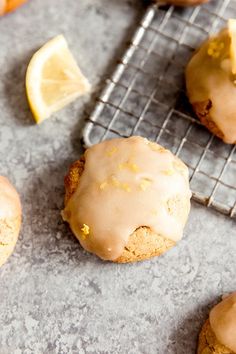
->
[0,0,236,353]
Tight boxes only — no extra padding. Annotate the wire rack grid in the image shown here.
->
[82,0,236,218]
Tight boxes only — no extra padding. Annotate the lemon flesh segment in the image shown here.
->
[26,35,91,123]
[228,19,236,75]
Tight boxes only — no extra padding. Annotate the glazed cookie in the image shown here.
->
[186,19,236,144]
[198,292,236,354]
[62,136,191,263]
[0,176,21,267]
[157,0,208,6]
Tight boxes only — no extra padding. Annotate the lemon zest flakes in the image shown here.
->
[173,160,185,172]
[111,176,120,187]
[162,169,175,176]
[99,181,108,190]
[207,40,224,59]
[106,146,118,157]
[110,176,131,192]
[121,183,131,192]
[81,224,90,239]
[148,142,166,153]
[118,162,140,172]
[139,178,152,191]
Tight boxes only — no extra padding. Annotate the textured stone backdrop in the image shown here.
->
[0,0,235,353]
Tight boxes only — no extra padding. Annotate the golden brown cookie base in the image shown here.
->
[198,320,234,354]
[157,0,208,6]
[64,157,176,263]
[0,216,21,267]
[64,158,85,205]
[191,100,236,144]
[115,226,175,263]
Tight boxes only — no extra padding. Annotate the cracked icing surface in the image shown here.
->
[0,0,236,353]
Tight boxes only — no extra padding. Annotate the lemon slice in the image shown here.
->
[228,19,236,75]
[26,35,90,123]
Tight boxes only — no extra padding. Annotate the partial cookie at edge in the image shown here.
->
[198,320,234,354]
[0,176,22,267]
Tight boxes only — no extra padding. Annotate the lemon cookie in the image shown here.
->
[186,20,236,144]
[62,136,191,263]
[198,292,236,354]
[0,176,21,267]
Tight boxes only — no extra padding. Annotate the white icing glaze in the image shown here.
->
[210,292,236,352]
[63,137,191,261]
[186,23,236,144]
[0,176,21,219]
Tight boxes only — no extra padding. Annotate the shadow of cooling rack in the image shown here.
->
[82,0,236,218]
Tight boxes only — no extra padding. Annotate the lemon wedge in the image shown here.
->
[228,19,236,75]
[26,35,90,123]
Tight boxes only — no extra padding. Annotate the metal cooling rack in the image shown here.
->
[82,0,236,218]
